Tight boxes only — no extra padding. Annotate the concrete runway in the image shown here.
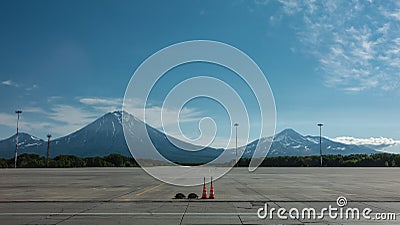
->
[0,167,399,224]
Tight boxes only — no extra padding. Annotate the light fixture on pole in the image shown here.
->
[46,134,52,167]
[14,110,22,168]
[317,123,323,167]
[234,123,239,167]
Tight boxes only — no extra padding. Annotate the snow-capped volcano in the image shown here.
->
[239,128,378,158]
[0,133,46,158]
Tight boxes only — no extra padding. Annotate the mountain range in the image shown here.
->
[0,111,379,163]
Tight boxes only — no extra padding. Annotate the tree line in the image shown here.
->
[0,154,138,168]
[237,153,400,167]
[1,153,400,168]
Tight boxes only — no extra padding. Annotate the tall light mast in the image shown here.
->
[234,123,239,167]
[46,134,52,167]
[14,110,22,168]
[317,123,323,167]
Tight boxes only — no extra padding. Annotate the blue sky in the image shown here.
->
[0,0,399,150]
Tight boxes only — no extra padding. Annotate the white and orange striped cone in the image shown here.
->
[201,177,207,199]
[209,177,215,199]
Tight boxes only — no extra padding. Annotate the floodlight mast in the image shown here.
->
[46,134,52,167]
[317,123,323,167]
[234,123,239,167]
[14,110,22,168]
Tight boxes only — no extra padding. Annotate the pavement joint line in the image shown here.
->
[238,215,244,225]
[54,200,106,225]
[0,213,259,216]
[1,212,399,216]
[179,202,190,225]
[2,200,400,203]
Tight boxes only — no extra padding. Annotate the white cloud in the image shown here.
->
[47,96,63,102]
[79,97,123,113]
[0,113,18,128]
[23,107,47,114]
[25,84,38,91]
[47,104,98,134]
[1,80,19,87]
[343,87,366,92]
[2,80,38,92]
[123,98,203,129]
[0,112,52,136]
[333,136,400,149]
[0,104,100,138]
[277,0,302,15]
[266,1,400,92]
[165,129,249,149]
[79,97,122,106]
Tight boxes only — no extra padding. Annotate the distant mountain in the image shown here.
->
[0,112,380,162]
[240,128,378,158]
[0,133,45,158]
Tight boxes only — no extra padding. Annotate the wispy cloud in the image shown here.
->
[123,98,203,129]
[79,97,122,106]
[23,107,47,114]
[49,104,97,125]
[258,0,400,92]
[0,112,52,136]
[47,96,63,102]
[1,79,38,91]
[277,0,302,14]
[0,104,100,137]
[79,97,122,112]
[1,80,20,87]
[25,84,38,91]
[0,103,101,139]
[0,113,20,128]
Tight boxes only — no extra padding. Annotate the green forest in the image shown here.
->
[0,154,138,168]
[238,153,400,167]
[1,153,400,168]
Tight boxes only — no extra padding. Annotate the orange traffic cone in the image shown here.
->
[209,177,215,199]
[201,177,207,199]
